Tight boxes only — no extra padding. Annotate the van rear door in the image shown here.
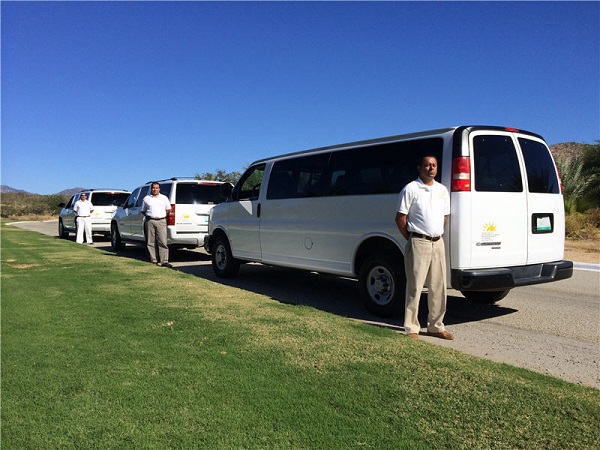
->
[466,131,528,268]
[517,136,564,264]
[451,129,564,270]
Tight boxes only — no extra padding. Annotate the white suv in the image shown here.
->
[58,189,131,238]
[110,178,231,251]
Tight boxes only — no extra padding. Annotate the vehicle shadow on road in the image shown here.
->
[100,245,518,330]
[198,264,517,329]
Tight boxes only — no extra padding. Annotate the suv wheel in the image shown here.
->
[58,219,69,238]
[111,223,125,250]
[212,235,240,278]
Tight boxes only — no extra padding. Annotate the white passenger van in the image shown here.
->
[204,126,573,317]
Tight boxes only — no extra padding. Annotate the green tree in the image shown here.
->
[556,155,599,214]
[581,141,600,207]
[195,169,242,184]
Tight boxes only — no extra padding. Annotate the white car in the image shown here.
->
[110,178,231,251]
[58,189,130,238]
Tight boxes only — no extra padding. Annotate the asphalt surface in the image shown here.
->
[8,220,600,388]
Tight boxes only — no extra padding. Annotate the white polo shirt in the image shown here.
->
[141,194,171,219]
[73,200,94,217]
[397,177,450,237]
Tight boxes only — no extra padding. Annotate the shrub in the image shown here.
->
[565,209,600,239]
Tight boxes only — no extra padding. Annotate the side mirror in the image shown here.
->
[220,183,233,199]
[113,199,125,207]
[58,203,66,208]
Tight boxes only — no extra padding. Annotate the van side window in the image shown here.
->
[519,138,560,194]
[327,138,443,196]
[234,164,265,200]
[267,154,329,199]
[473,135,523,192]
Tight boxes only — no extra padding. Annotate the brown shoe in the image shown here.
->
[161,262,174,268]
[427,331,454,340]
[407,333,419,339]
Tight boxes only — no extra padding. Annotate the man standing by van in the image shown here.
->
[395,156,453,340]
[141,182,173,268]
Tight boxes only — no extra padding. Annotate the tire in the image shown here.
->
[111,223,125,250]
[461,289,510,304]
[58,219,69,238]
[358,254,405,317]
[211,235,240,278]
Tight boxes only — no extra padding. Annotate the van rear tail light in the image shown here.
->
[167,204,175,226]
[556,167,563,194]
[451,157,471,191]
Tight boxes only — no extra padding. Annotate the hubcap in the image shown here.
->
[366,266,394,306]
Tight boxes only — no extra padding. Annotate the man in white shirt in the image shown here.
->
[73,193,94,245]
[141,182,173,268]
[395,155,453,340]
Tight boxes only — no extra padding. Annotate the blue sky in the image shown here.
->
[2,1,598,195]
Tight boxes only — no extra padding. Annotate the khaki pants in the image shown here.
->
[404,236,447,334]
[146,218,169,264]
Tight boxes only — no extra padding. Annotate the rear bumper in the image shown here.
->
[451,260,573,291]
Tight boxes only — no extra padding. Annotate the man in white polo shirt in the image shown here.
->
[73,192,94,245]
[395,155,453,340]
[141,182,173,268]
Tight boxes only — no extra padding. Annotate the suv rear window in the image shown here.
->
[473,135,523,192]
[175,183,224,205]
[91,192,130,206]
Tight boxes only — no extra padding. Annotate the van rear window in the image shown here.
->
[175,183,224,205]
[473,135,523,192]
[519,138,560,193]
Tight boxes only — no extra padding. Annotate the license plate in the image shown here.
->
[532,213,553,234]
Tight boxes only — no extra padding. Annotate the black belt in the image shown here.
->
[410,232,441,242]
[147,217,165,220]
[77,216,90,218]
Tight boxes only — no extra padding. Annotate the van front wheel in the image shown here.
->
[358,255,405,318]
[212,235,240,278]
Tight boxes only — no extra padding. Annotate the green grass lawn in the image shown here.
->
[2,222,599,449]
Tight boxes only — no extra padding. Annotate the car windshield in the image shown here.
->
[91,192,130,206]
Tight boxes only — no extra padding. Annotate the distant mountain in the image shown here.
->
[0,185,30,194]
[57,187,88,197]
[0,185,87,196]
[549,142,585,162]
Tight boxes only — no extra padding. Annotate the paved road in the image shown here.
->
[8,220,600,388]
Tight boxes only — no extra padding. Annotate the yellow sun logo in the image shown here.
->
[483,222,496,232]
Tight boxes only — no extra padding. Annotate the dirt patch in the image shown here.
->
[564,237,600,264]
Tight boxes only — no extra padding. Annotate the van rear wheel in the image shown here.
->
[461,289,510,304]
[358,255,405,317]
[212,235,240,278]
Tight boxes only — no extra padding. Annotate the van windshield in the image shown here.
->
[175,183,224,205]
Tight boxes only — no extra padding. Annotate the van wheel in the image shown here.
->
[461,289,510,304]
[58,219,69,238]
[111,223,125,250]
[212,235,240,278]
[358,255,405,317]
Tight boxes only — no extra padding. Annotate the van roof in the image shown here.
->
[250,125,544,165]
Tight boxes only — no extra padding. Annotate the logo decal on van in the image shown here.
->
[477,222,501,248]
